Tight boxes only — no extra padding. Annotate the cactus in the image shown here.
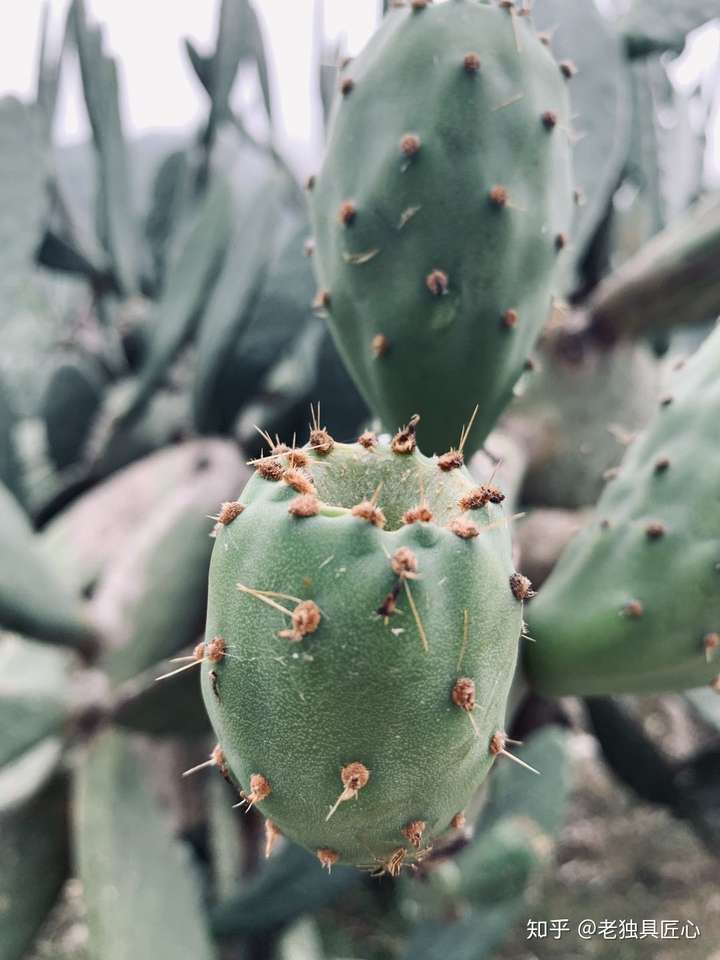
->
[4,0,720,955]
[526,323,720,696]
[199,421,530,868]
[308,0,573,456]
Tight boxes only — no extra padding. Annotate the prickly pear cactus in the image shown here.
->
[527,324,720,696]
[199,418,531,870]
[308,0,574,456]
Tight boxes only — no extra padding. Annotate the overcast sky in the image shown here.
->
[0,1,718,182]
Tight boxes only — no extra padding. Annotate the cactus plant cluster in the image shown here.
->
[2,1,720,959]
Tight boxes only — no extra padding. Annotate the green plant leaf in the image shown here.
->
[143,149,194,295]
[0,741,69,960]
[184,39,213,94]
[118,176,233,425]
[41,441,221,597]
[74,730,216,960]
[0,375,22,505]
[42,356,106,471]
[0,97,49,307]
[622,0,720,57]
[533,0,632,285]
[191,190,285,433]
[0,481,96,652]
[70,0,138,295]
[210,0,272,135]
[88,439,247,684]
[211,843,360,939]
[0,635,71,771]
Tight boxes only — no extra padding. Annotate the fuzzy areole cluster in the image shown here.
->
[195,417,535,871]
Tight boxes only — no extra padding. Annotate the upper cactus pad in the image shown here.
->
[308,0,574,455]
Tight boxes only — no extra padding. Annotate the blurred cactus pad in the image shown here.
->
[2,1,720,959]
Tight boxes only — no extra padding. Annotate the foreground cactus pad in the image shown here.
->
[199,419,527,869]
[308,0,574,455]
[527,326,720,696]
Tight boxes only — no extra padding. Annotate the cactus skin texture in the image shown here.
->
[200,422,527,870]
[527,325,720,697]
[308,0,573,456]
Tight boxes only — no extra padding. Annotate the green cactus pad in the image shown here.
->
[308,0,573,456]
[527,325,720,695]
[200,421,528,870]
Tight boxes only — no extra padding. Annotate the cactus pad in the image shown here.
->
[527,325,720,695]
[200,420,528,869]
[308,0,573,455]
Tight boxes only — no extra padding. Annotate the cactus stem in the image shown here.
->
[489,732,540,775]
[491,92,524,112]
[317,848,340,872]
[457,609,470,669]
[402,820,427,848]
[326,763,370,821]
[265,820,281,858]
[403,580,429,653]
[233,774,272,812]
[209,669,220,700]
[704,632,719,663]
